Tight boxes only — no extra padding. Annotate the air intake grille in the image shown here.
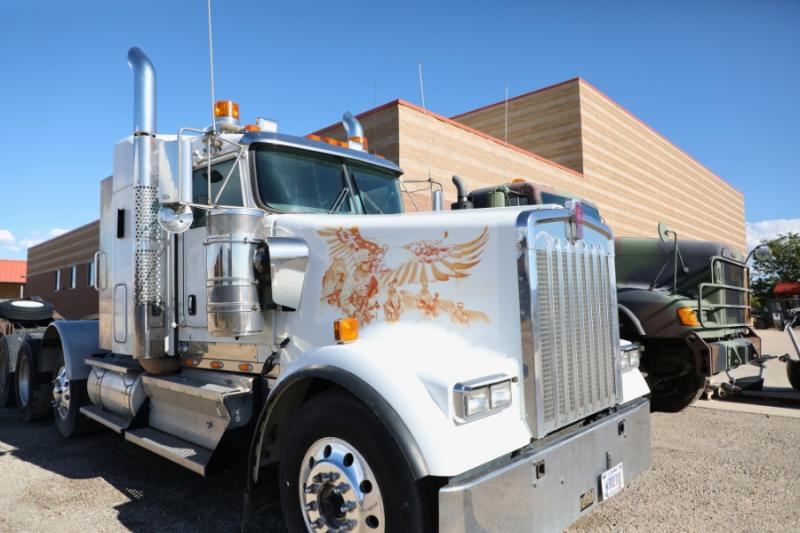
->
[533,240,618,434]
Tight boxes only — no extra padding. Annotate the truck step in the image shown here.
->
[125,427,213,476]
[141,370,254,451]
[85,355,142,374]
[79,405,131,433]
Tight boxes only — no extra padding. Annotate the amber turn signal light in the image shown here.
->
[677,307,700,327]
[214,100,240,120]
[334,317,359,343]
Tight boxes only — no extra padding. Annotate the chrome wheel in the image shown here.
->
[17,355,30,406]
[52,366,70,420]
[299,437,385,532]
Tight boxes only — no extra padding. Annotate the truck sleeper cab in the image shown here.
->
[12,48,651,533]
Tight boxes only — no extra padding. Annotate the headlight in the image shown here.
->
[620,343,642,373]
[454,375,514,423]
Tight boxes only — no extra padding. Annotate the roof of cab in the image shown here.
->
[241,131,403,174]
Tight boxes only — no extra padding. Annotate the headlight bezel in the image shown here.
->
[453,374,515,424]
[620,342,642,373]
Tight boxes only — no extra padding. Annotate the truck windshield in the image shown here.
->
[541,192,601,220]
[253,144,403,214]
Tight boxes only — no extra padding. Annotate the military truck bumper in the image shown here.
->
[438,397,651,533]
[686,328,762,376]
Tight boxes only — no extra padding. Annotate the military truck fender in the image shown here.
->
[617,288,694,339]
[38,321,100,380]
[249,324,529,484]
[618,304,646,337]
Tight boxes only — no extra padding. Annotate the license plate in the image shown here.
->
[600,463,624,500]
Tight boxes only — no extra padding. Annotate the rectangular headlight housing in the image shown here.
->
[620,342,642,373]
[454,375,514,423]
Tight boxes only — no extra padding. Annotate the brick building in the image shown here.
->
[25,221,99,319]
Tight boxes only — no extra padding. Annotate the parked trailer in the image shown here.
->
[7,49,651,532]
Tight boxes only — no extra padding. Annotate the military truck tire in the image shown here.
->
[649,372,706,413]
[279,390,429,533]
[0,299,54,323]
[786,359,800,392]
[0,337,15,407]
[15,340,52,422]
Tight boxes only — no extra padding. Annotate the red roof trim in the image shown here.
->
[312,99,583,178]
[0,259,27,283]
[450,77,581,119]
[774,281,800,296]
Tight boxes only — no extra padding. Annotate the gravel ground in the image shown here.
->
[1,329,798,532]
[2,406,798,532]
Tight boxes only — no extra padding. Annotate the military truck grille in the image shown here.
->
[529,238,619,437]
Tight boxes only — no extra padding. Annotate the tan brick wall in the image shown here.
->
[450,79,746,251]
[453,79,584,172]
[577,81,746,250]
[396,102,582,209]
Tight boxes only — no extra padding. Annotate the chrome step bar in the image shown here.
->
[80,404,131,433]
[125,427,213,476]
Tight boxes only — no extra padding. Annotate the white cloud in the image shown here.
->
[0,227,74,257]
[0,229,15,246]
[746,218,800,250]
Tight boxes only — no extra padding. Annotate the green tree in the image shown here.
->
[750,232,800,308]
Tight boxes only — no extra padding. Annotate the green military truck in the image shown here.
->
[462,178,762,411]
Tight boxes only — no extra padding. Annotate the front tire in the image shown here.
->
[648,372,706,412]
[279,390,428,532]
[15,340,52,422]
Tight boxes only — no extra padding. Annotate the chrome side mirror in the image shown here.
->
[753,244,772,262]
[157,204,193,234]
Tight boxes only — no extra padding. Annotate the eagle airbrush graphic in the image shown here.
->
[318,226,491,326]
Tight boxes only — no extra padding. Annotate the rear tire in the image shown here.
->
[279,390,429,533]
[0,337,16,407]
[15,340,52,422]
[787,359,800,392]
[52,361,94,438]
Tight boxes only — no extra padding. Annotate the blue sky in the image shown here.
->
[0,0,797,258]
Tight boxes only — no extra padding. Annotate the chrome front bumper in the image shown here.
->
[438,398,651,533]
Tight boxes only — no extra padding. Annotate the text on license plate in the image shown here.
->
[600,462,624,500]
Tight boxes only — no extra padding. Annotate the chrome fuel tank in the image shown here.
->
[205,208,265,337]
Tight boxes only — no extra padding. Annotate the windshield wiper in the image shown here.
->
[329,187,349,214]
[360,191,384,214]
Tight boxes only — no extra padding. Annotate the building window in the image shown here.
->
[87,261,95,287]
[69,265,77,289]
[54,270,61,291]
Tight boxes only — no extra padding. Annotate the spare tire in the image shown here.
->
[0,299,54,322]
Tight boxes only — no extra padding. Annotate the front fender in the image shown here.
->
[39,320,99,380]
[275,323,531,478]
[617,288,695,338]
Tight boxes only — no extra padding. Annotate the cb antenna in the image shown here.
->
[418,61,433,184]
[207,0,217,133]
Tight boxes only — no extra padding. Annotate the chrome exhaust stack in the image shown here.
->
[342,111,366,151]
[128,47,157,137]
[126,47,171,367]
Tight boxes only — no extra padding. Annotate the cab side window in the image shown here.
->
[191,158,244,227]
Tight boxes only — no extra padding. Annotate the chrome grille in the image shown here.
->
[519,210,620,439]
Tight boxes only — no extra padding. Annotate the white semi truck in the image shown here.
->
[3,48,652,532]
